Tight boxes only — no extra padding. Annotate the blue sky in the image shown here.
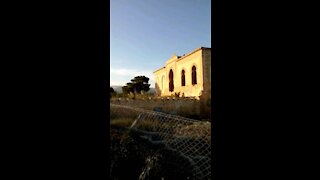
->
[110,0,211,87]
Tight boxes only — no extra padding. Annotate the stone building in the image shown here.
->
[153,47,211,99]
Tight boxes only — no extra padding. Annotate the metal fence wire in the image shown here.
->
[110,103,212,180]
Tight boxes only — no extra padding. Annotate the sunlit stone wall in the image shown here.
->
[154,47,211,99]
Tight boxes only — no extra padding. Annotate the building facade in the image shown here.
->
[153,47,211,99]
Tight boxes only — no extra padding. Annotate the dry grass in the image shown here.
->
[110,98,208,119]
[109,104,211,180]
[175,121,211,141]
[110,118,136,128]
[110,118,163,132]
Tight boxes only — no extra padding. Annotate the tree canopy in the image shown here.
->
[122,76,150,94]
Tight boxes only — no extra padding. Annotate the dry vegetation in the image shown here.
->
[175,121,211,142]
[110,102,211,180]
[110,118,135,128]
[110,97,211,121]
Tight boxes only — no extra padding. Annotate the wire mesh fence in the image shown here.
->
[110,103,212,180]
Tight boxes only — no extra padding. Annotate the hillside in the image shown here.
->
[111,86,123,93]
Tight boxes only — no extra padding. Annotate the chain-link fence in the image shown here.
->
[110,103,212,180]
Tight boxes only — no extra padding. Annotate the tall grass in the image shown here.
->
[110,98,211,120]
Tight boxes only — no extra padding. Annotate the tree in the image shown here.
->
[122,76,150,94]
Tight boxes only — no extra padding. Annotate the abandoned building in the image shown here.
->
[153,47,211,99]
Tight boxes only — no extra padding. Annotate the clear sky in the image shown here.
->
[110,0,211,87]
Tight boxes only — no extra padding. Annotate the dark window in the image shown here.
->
[169,69,174,92]
[181,70,185,86]
[192,66,197,85]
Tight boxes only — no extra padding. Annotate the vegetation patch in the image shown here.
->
[110,118,136,128]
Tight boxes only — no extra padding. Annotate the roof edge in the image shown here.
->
[153,46,211,73]
[153,66,165,73]
[177,47,211,62]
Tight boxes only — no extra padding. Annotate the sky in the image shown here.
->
[110,0,211,87]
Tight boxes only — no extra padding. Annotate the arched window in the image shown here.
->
[181,70,185,86]
[169,69,174,92]
[192,66,197,85]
